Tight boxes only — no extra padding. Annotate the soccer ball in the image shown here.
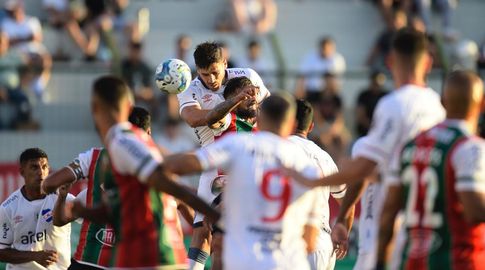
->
[155,59,192,94]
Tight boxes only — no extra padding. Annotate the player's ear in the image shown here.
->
[309,122,314,133]
[424,53,433,73]
[223,59,227,69]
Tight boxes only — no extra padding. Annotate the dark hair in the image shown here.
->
[319,36,334,47]
[129,106,151,132]
[392,28,428,61]
[260,92,296,124]
[19,148,48,165]
[92,76,132,111]
[193,42,224,69]
[130,42,142,50]
[295,99,313,132]
[223,77,253,99]
[248,39,260,49]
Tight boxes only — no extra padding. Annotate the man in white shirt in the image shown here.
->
[296,37,346,102]
[164,93,324,270]
[0,148,73,270]
[285,28,446,270]
[177,41,270,270]
[289,99,353,270]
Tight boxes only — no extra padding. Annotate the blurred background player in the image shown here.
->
[0,148,73,270]
[164,93,324,270]
[290,99,353,270]
[377,71,485,270]
[84,75,218,269]
[283,28,446,270]
[176,41,269,270]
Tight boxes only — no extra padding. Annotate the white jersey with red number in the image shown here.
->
[195,132,324,270]
[356,84,445,184]
[288,135,346,248]
[0,190,74,270]
[177,68,270,146]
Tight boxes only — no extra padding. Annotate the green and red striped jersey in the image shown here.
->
[104,122,187,269]
[398,120,485,270]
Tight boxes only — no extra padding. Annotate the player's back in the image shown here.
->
[220,132,323,270]
[364,84,445,181]
[399,120,485,270]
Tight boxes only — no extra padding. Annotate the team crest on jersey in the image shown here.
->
[41,209,53,223]
[202,94,213,103]
[95,228,115,247]
[407,229,442,258]
[13,215,23,224]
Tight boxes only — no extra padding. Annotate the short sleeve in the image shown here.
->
[355,98,401,166]
[247,68,270,102]
[177,83,200,114]
[66,148,95,181]
[108,135,162,183]
[0,207,12,249]
[453,139,485,193]
[195,134,237,171]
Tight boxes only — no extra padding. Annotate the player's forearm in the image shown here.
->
[163,154,202,175]
[204,97,242,126]
[377,212,396,265]
[53,196,72,226]
[157,178,220,223]
[335,182,367,225]
[0,249,40,264]
[76,204,111,225]
[316,158,376,187]
[42,167,77,194]
[177,202,195,225]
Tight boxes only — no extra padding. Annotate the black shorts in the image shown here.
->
[68,259,105,270]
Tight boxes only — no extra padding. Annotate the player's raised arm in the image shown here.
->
[42,148,95,194]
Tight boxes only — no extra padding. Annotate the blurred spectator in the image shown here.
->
[0,32,34,130]
[42,0,87,61]
[296,36,346,102]
[370,0,411,28]
[218,41,236,68]
[415,0,457,39]
[173,34,195,71]
[355,71,388,137]
[366,9,407,71]
[309,75,351,162]
[155,118,198,185]
[216,0,277,35]
[1,0,52,101]
[237,39,271,80]
[479,36,485,70]
[450,39,479,71]
[120,41,155,112]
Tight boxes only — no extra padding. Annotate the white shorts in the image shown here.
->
[193,169,219,225]
[308,232,336,270]
[353,252,376,270]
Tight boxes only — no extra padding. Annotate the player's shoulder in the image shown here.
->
[454,136,485,154]
[183,78,206,94]
[227,67,261,80]
[1,189,22,209]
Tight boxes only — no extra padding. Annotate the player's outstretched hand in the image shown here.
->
[279,167,318,187]
[34,250,58,267]
[331,222,349,260]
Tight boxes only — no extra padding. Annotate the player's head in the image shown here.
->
[443,70,484,120]
[295,99,314,134]
[129,106,151,135]
[19,148,49,191]
[388,28,431,79]
[91,76,134,132]
[193,42,227,91]
[258,92,296,137]
[223,77,258,119]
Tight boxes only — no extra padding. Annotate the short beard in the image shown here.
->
[236,108,257,120]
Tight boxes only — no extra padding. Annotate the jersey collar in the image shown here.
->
[443,119,472,135]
